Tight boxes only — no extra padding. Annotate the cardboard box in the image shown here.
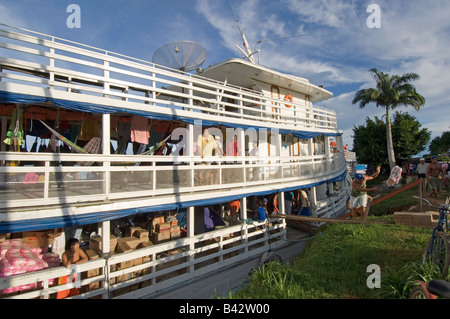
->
[137,241,153,249]
[132,227,149,241]
[170,225,181,239]
[152,230,170,243]
[117,259,134,270]
[152,216,165,226]
[155,222,170,232]
[84,249,100,260]
[22,231,51,248]
[117,236,142,249]
[116,241,132,253]
[89,235,117,252]
[82,249,102,291]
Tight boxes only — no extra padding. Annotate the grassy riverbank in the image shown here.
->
[230,177,449,299]
[231,218,430,299]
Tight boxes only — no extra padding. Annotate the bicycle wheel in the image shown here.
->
[422,231,450,279]
[409,283,436,299]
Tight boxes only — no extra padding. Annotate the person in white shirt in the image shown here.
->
[417,158,428,179]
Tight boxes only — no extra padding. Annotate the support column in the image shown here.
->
[102,114,110,155]
[324,136,331,172]
[99,220,110,299]
[310,187,318,216]
[279,191,285,215]
[240,129,246,183]
[100,221,111,255]
[240,197,248,254]
[187,123,195,187]
[102,114,111,196]
[187,206,195,274]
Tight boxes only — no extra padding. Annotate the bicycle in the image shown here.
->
[413,196,450,279]
[410,279,450,299]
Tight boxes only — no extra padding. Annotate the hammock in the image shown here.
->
[32,116,90,154]
[31,112,171,165]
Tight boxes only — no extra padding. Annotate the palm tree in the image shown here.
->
[352,68,426,169]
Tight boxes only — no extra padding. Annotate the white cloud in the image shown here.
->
[195,0,450,151]
[0,4,29,29]
[2,0,448,153]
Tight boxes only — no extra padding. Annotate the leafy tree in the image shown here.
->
[391,112,430,159]
[353,112,430,166]
[353,117,387,165]
[429,131,450,155]
[352,68,426,169]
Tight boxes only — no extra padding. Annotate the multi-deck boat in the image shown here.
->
[0,24,350,299]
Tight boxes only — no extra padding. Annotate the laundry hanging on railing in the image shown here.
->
[3,106,24,148]
[131,115,150,144]
[385,166,403,187]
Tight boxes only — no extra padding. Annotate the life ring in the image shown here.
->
[284,94,293,108]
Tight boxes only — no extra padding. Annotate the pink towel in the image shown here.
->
[131,116,149,144]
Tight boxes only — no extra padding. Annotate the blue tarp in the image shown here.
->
[0,168,348,233]
[0,91,342,139]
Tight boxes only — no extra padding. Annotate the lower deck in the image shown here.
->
[0,205,287,299]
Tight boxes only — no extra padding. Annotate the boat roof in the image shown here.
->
[198,58,333,103]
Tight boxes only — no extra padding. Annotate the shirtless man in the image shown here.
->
[350,166,381,218]
[58,238,88,298]
[426,156,445,198]
[62,238,88,268]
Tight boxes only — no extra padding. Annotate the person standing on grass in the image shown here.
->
[350,166,381,219]
[426,156,445,198]
[417,158,428,179]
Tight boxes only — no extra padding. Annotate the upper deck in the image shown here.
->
[0,24,338,135]
[0,24,347,228]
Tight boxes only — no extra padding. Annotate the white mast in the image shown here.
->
[230,0,258,64]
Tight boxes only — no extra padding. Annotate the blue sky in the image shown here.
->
[1,0,449,154]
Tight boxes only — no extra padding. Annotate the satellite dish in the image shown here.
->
[152,41,207,72]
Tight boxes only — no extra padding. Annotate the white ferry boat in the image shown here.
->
[0,24,350,299]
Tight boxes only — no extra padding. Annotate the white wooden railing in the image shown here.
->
[0,24,337,132]
[0,218,285,299]
[0,151,346,210]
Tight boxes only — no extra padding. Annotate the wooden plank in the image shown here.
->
[276,213,387,224]
[394,211,438,227]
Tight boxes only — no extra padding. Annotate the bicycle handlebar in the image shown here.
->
[412,196,450,211]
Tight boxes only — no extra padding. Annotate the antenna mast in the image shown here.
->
[229,0,258,64]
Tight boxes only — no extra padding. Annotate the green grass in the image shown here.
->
[231,219,431,299]
[228,176,450,299]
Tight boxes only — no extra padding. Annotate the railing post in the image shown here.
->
[99,220,111,299]
[44,160,50,199]
[104,56,110,98]
[49,38,55,90]
[240,197,248,254]
[102,113,110,196]
[187,206,195,274]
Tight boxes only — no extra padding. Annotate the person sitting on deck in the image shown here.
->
[57,238,88,299]
[350,166,381,219]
